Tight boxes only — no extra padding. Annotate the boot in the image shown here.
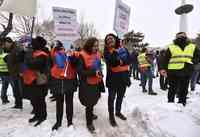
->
[87,124,95,133]
[2,100,10,104]
[28,116,39,123]
[148,90,157,95]
[92,114,98,120]
[30,109,35,115]
[142,86,147,93]
[67,121,73,127]
[109,114,118,127]
[116,113,127,120]
[142,89,147,93]
[34,117,46,127]
[52,122,61,130]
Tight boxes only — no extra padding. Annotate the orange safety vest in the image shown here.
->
[22,50,48,85]
[51,49,76,80]
[80,50,102,85]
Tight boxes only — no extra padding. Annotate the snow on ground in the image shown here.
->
[0,78,200,137]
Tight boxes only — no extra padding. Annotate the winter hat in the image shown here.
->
[32,36,47,50]
[5,37,13,43]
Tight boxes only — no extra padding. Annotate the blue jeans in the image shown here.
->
[108,87,126,115]
[1,76,22,106]
[140,68,153,91]
[1,76,14,102]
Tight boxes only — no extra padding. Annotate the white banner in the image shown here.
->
[52,7,79,42]
[113,0,131,37]
[0,0,37,16]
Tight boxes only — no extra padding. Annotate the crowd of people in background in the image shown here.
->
[0,32,199,133]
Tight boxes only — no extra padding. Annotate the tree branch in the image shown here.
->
[0,13,13,38]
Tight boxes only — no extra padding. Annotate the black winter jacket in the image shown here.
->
[104,48,131,89]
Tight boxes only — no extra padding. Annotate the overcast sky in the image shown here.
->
[37,0,200,45]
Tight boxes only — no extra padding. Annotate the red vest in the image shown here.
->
[80,50,102,85]
[51,49,76,80]
[22,50,48,85]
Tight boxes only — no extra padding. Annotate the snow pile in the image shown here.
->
[129,106,174,137]
[0,78,200,137]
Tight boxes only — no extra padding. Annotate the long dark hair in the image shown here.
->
[83,37,98,54]
[104,33,120,50]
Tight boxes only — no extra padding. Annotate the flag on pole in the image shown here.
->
[0,0,37,16]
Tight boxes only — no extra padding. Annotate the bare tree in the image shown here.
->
[123,30,147,51]
[0,0,13,38]
[35,19,55,44]
[78,15,98,41]
[13,15,33,36]
[0,12,34,37]
[0,12,55,44]
[0,12,13,38]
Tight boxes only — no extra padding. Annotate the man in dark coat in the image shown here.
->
[158,50,168,90]
[159,32,200,106]
[6,39,25,109]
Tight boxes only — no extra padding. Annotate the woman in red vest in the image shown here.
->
[51,41,78,130]
[104,33,131,127]
[22,36,49,127]
[77,37,105,133]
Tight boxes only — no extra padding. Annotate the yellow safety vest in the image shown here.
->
[137,53,151,68]
[168,43,196,70]
[0,53,8,72]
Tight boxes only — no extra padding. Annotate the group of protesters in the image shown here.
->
[0,31,199,133]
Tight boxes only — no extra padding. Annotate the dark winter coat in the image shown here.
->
[5,46,23,77]
[157,50,166,70]
[77,56,103,107]
[130,50,138,64]
[104,48,131,89]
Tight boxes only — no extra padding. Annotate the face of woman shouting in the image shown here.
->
[106,35,116,48]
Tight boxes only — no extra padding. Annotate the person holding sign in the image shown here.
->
[104,33,131,127]
[51,40,78,130]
